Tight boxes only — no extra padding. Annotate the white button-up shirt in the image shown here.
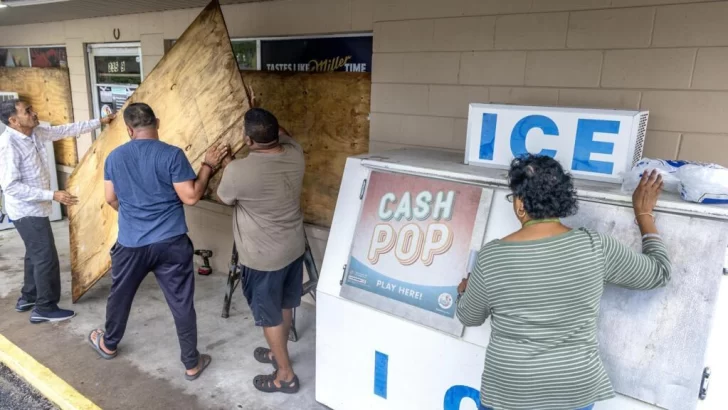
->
[0,119,101,220]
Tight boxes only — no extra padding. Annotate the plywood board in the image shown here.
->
[0,67,77,166]
[66,1,249,302]
[564,203,728,410]
[205,71,371,227]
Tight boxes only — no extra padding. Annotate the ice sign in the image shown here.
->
[464,104,649,183]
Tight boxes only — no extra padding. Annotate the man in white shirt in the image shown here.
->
[0,99,113,323]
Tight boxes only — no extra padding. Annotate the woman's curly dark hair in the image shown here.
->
[508,154,578,219]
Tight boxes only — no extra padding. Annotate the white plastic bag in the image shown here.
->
[621,159,683,194]
[677,163,728,204]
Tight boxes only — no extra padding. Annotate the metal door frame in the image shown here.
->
[86,42,142,139]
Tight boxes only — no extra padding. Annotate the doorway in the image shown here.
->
[87,43,142,139]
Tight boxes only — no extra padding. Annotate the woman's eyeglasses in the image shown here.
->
[506,194,514,203]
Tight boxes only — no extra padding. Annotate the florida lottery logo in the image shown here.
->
[438,293,454,310]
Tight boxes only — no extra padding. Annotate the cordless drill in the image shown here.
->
[194,250,213,276]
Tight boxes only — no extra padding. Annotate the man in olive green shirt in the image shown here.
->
[217,108,305,394]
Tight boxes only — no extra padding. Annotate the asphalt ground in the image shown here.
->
[0,363,58,410]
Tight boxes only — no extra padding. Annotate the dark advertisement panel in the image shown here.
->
[261,36,372,73]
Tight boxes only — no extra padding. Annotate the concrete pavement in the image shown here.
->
[0,220,324,410]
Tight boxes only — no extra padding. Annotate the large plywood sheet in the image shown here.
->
[205,72,370,227]
[0,67,77,166]
[66,1,248,302]
[564,203,728,410]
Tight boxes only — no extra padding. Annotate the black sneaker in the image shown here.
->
[15,298,35,313]
[29,308,76,324]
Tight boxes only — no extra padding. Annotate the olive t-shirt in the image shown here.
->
[216,135,305,271]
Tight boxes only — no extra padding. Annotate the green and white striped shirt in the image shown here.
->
[457,228,671,410]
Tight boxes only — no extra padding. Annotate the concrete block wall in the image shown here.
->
[370,0,728,167]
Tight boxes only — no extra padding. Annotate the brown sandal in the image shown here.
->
[253,347,279,369]
[253,370,300,394]
[185,354,212,381]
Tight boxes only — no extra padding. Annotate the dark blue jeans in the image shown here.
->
[481,405,594,410]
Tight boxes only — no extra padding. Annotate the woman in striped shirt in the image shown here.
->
[456,154,671,410]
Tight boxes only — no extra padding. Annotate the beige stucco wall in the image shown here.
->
[3,0,728,273]
[3,0,728,166]
[369,0,728,167]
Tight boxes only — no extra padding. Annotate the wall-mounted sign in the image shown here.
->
[465,104,649,183]
[94,55,141,85]
[340,171,491,336]
[261,36,372,73]
[97,85,137,121]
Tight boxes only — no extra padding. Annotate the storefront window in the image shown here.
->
[0,46,68,68]
[232,40,256,70]
[0,48,31,67]
[30,47,68,68]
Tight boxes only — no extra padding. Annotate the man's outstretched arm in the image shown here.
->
[173,144,229,206]
[35,114,115,142]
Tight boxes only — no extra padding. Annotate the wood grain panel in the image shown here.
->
[0,67,77,166]
[66,1,249,302]
[205,71,371,227]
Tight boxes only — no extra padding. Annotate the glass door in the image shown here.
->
[87,43,142,139]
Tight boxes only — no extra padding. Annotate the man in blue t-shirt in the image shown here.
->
[87,103,229,381]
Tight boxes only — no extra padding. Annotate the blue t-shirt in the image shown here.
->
[104,139,196,247]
